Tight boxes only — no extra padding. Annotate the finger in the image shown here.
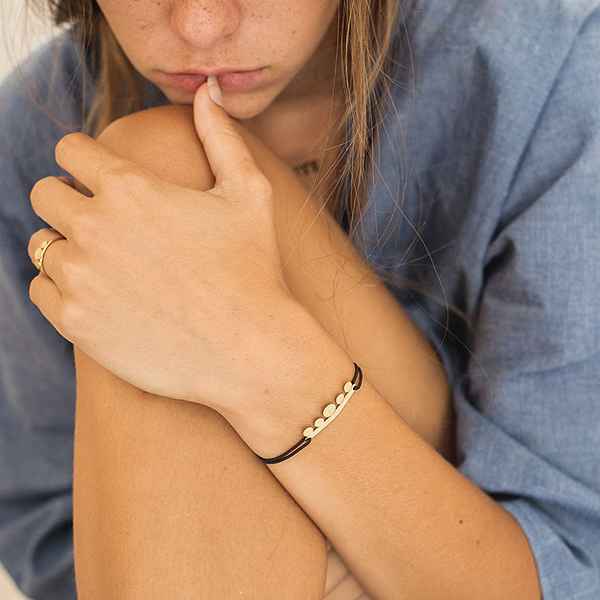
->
[57,175,94,197]
[29,272,67,339]
[57,175,75,188]
[28,228,68,284]
[54,131,139,193]
[193,79,261,188]
[30,176,91,238]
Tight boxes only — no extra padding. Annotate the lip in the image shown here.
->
[161,68,265,94]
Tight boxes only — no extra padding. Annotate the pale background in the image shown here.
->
[1,2,63,598]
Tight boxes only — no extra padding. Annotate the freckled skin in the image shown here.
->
[96,0,341,121]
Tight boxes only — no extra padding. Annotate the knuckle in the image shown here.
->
[217,126,251,155]
[27,234,38,257]
[29,176,53,209]
[71,212,102,247]
[99,163,145,191]
[55,132,87,158]
[59,301,85,341]
[245,171,273,199]
[228,131,247,148]
[59,259,81,290]
[219,123,244,144]
[28,276,40,304]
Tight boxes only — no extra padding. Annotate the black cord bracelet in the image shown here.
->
[256,362,363,464]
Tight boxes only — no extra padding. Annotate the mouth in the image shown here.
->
[160,68,266,94]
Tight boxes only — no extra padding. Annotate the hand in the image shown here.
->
[27,82,297,409]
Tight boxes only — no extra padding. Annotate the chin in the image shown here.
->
[213,86,278,120]
[220,100,271,121]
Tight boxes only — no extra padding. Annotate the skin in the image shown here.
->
[97,0,347,196]
[63,3,366,595]
[26,1,460,597]
[96,0,342,121]
[27,0,358,414]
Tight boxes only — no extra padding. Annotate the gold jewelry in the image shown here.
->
[256,362,363,464]
[34,237,63,277]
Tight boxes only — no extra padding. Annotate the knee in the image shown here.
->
[95,104,215,191]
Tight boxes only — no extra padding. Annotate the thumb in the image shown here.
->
[193,77,259,188]
[207,75,224,108]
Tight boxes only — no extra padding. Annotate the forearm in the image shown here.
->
[226,321,543,600]
[257,148,456,462]
[95,103,454,462]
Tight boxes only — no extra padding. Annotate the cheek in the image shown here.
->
[96,1,163,58]
[263,0,338,57]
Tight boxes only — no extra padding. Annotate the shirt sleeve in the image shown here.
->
[0,33,86,600]
[453,8,600,599]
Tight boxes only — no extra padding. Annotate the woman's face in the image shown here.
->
[95,0,340,120]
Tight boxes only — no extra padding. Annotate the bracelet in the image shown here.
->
[256,362,363,464]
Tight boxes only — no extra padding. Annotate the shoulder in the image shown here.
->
[378,0,600,231]
[401,0,600,55]
[368,0,600,367]
[391,0,600,118]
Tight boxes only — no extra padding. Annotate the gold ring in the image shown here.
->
[33,237,63,277]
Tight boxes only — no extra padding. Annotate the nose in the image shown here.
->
[170,0,240,49]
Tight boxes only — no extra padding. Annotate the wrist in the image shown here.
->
[218,299,355,459]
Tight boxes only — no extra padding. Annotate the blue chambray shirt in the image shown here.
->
[1,1,599,598]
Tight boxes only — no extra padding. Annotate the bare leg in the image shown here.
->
[72,106,329,599]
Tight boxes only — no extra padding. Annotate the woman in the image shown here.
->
[1,0,598,598]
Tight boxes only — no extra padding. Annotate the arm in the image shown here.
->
[72,347,329,599]
[227,331,544,600]
[71,103,454,598]
[250,120,457,464]
[218,8,600,599]
[95,103,456,463]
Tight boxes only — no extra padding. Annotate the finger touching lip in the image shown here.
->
[161,68,265,93]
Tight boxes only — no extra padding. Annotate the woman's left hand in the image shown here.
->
[27,83,298,410]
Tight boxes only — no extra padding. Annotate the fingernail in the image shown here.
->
[207,76,223,107]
